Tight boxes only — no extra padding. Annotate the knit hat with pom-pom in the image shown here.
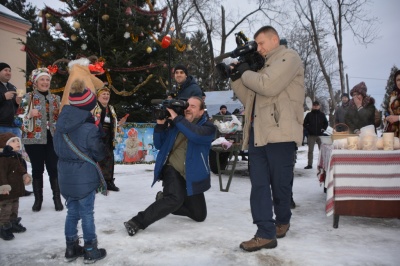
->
[68,79,97,111]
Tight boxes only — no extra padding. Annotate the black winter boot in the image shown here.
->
[124,220,140,236]
[50,178,64,211]
[106,178,120,192]
[83,240,107,264]
[0,223,15,241]
[32,178,43,212]
[65,238,84,262]
[11,217,26,233]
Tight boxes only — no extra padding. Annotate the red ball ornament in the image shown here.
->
[161,27,174,49]
[161,35,171,48]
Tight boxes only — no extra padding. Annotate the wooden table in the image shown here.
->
[318,144,400,228]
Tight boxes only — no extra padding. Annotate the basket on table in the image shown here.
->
[331,123,357,141]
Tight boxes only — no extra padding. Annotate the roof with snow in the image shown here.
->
[0,4,31,26]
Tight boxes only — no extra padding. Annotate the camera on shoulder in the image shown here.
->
[151,98,189,120]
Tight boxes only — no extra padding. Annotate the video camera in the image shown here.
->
[215,31,265,79]
[151,98,189,120]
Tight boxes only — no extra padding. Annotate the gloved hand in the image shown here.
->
[230,62,250,82]
[237,62,251,75]
[230,69,242,82]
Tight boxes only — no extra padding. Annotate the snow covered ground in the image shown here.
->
[1,145,399,265]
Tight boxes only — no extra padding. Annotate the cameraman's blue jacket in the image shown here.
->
[152,114,215,196]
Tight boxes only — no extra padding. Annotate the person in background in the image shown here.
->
[172,64,202,100]
[20,68,63,212]
[0,63,32,197]
[0,63,22,136]
[215,105,231,115]
[201,91,210,120]
[335,93,350,132]
[124,97,215,237]
[53,79,107,263]
[230,25,304,252]
[0,133,32,241]
[384,70,400,137]
[94,87,128,192]
[345,82,376,134]
[303,101,328,169]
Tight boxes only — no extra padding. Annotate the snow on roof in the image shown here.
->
[0,4,31,26]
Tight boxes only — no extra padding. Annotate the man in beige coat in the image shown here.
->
[230,26,304,252]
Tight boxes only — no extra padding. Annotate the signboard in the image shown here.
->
[114,122,159,164]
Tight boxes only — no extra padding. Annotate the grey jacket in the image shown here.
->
[231,45,305,150]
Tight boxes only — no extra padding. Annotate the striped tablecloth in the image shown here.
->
[325,149,400,216]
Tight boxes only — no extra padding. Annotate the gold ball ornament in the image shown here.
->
[71,34,78,41]
[73,21,80,29]
[102,14,110,21]
[45,13,51,18]
[146,47,152,53]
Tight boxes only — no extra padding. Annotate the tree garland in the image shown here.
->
[106,72,154,96]
[158,76,168,90]
[107,63,161,72]
[42,0,97,30]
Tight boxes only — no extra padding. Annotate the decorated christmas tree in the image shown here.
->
[18,0,196,122]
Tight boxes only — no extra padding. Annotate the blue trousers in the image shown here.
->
[248,128,296,239]
[65,190,97,244]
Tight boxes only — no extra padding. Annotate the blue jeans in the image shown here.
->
[248,128,295,239]
[0,126,21,138]
[64,190,97,243]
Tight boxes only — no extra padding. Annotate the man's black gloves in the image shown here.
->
[230,62,251,82]
[237,62,250,75]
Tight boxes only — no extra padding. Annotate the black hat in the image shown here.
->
[68,80,97,111]
[174,64,188,76]
[220,105,227,110]
[341,93,349,99]
[312,101,320,106]
[0,62,11,72]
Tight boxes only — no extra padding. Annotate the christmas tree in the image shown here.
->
[14,0,200,122]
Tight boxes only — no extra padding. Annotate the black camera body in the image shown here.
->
[152,99,189,120]
[215,32,265,79]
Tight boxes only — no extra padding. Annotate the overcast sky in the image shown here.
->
[28,0,399,108]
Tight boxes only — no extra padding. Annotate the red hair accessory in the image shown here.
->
[47,65,58,75]
[89,61,105,75]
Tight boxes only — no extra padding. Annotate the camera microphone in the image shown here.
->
[150,99,164,105]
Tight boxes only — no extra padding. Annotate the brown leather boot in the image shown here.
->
[276,223,290,238]
[239,236,277,252]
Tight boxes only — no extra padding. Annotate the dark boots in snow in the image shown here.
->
[50,178,64,211]
[32,178,43,212]
[65,239,84,262]
[83,240,107,264]
[106,178,119,192]
[0,223,15,241]
[11,217,26,233]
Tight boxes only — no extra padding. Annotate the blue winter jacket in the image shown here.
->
[176,76,202,100]
[152,114,215,196]
[53,105,106,200]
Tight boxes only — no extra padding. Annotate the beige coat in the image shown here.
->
[231,45,305,150]
[60,60,104,111]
